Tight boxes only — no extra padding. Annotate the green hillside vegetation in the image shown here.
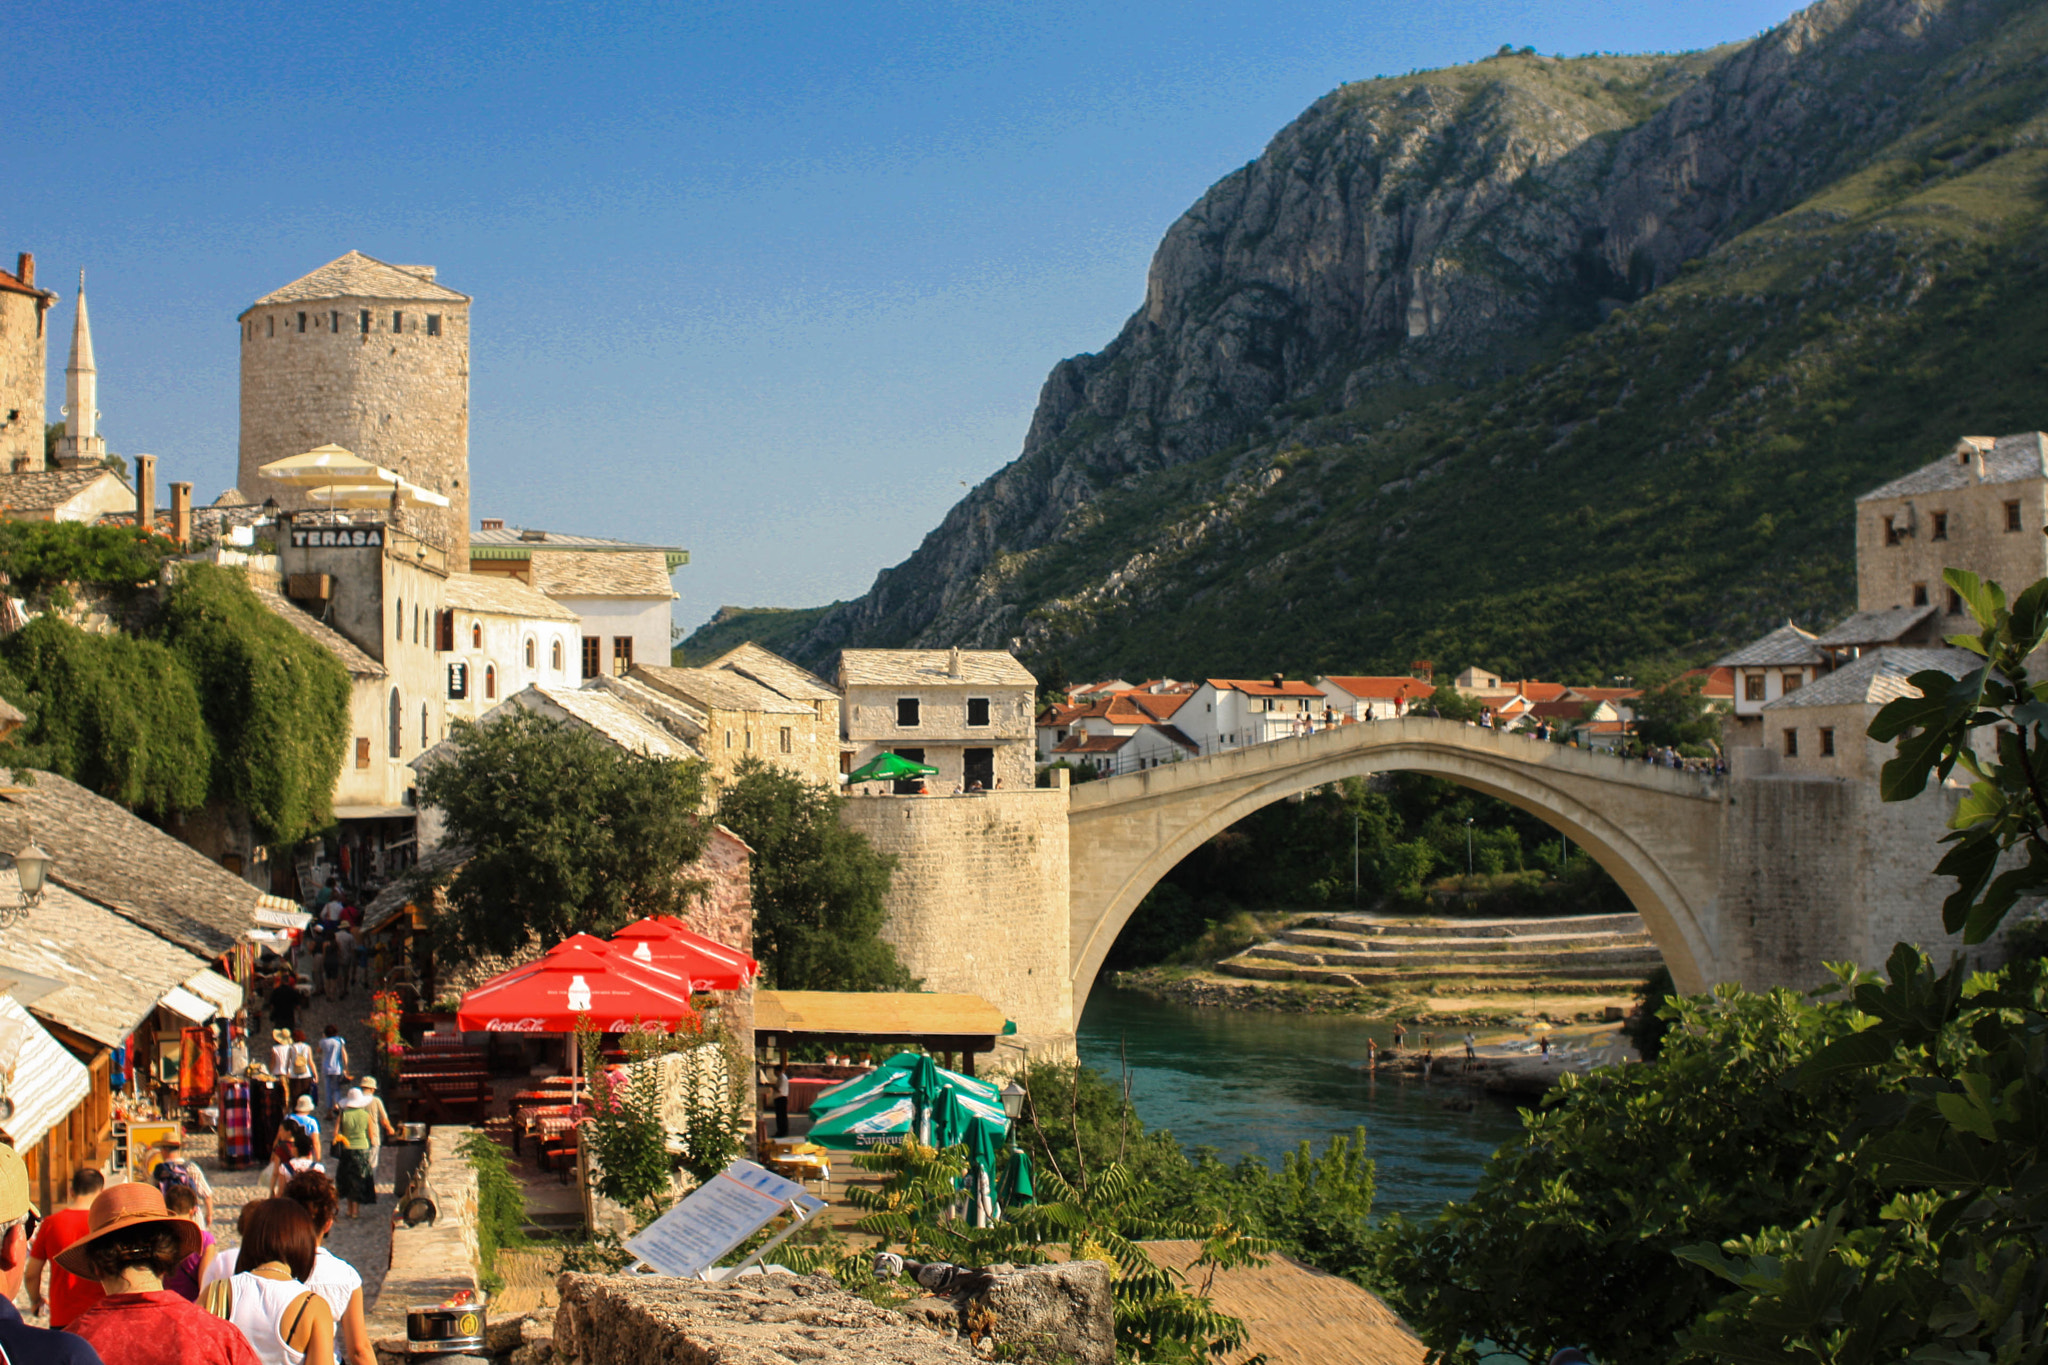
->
[678,602,836,665]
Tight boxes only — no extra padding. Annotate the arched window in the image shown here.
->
[471,621,482,649]
[485,664,497,700]
[524,636,536,669]
[395,598,404,642]
[388,687,402,758]
[551,640,563,672]
[421,703,429,749]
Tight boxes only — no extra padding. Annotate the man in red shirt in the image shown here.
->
[27,1166,108,1327]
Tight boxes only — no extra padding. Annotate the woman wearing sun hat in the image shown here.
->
[332,1090,378,1220]
[61,1183,260,1365]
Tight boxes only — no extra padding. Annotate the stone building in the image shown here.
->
[0,252,54,474]
[469,521,687,679]
[625,660,832,794]
[1713,623,1828,725]
[440,572,583,725]
[1856,433,2048,620]
[839,648,1037,793]
[238,252,473,557]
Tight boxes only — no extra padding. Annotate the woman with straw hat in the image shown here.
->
[332,1090,378,1220]
[62,1183,259,1365]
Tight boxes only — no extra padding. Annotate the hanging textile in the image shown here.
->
[218,1080,253,1165]
[178,1026,215,1103]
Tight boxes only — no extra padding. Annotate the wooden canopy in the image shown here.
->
[753,990,1008,1069]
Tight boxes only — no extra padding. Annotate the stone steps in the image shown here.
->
[1217,959,1648,993]
[1239,941,1663,969]
[1316,912,1645,939]
[1278,927,1658,953]
[1218,908,1664,994]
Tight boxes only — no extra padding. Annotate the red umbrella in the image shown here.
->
[456,941,700,1034]
[609,917,758,992]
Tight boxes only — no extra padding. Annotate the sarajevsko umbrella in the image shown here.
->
[806,1093,919,1151]
[995,1149,1036,1210]
[845,751,939,785]
[809,1053,1001,1116]
[608,917,759,992]
[455,941,699,1034]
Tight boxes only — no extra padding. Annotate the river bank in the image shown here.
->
[1115,963,1641,1028]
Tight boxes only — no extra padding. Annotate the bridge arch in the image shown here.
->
[1065,720,1727,1024]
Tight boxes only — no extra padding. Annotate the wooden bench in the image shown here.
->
[395,1070,490,1124]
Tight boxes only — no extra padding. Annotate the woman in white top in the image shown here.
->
[280,1168,373,1365]
[270,1028,294,1078]
[201,1197,333,1365]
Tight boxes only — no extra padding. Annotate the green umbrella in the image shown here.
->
[995,1148,1035,1210]
[935,1087,1007,1226]
[806,1092,919,1150]
[846,751,940,784]
[810,1053,1001,1116]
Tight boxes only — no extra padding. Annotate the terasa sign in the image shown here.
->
[484,1017,643,1033]
[290,528,385,548]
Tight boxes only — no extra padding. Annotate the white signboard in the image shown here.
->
[623,1159,825,1279]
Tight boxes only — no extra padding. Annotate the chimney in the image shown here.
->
[948,646,962,679]
[13,254,31,288]
[1271,672,1284,688]
[171,482,192,547]
[134,455,156,532]
[479,517,504,531]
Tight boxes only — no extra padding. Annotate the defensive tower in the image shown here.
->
[238,251,472,556]
[0,252,56,474]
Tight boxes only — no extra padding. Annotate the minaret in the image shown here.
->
[52,271,105,470]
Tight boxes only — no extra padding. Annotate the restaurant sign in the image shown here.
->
[291,527,384,548]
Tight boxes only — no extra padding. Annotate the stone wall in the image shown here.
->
[840,789,1071,1056]
[239,296,471,557]
[0,281,48,475]
[370,1125,481,1340]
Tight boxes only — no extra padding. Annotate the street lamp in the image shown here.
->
[0,835,52,930]
[1000,1078,1028,1121]
[1465,818,1475,878]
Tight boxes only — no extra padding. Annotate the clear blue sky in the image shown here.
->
[11,0,1796,636]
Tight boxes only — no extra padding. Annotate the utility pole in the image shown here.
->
[1466,817,1475,877]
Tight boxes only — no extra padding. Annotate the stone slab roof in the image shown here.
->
[248,582,387,678]
[0,769,274,959]
[1859,433,2048,501]
[519,685,702,760]
[443,571,580,622]
[528,550,677,599]
[1762,647,1983,710]
[631,663,815,715]
[362,844,468,935]
[0,467,127,512]
[1713,622,1825,668]
[0,873,206,1047]
[591,674,707,738]
[1815,604,1937,648]
[472,526,685,552]
[839,649,1036,688]
[704,642,839,702]
[249,251,468,309]
[1137,1242,1424,1365]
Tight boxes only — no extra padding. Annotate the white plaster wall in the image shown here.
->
[446,610,579,724]
[550,596,672,678]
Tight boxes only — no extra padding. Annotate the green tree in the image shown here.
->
[715,756,916,991]
[156,563,351,844]
[1424,683,1483,722]
[414,708,711,961]
[1629,670,1723,750]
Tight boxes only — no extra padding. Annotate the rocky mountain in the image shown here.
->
[693,0,2048,681]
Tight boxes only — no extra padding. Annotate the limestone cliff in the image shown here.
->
[734,0,2048,678]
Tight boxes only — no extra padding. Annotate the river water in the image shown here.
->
[1076,986,1528,1221]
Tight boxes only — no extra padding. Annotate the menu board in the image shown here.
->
[623,1159,825,1279]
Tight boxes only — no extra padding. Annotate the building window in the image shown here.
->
[1745,674,1766,702]
[1931,511,1948,540]
[329,310,339,333]
[551,640,563,672]
[421,702,429,749]
[1912,582,1929,607]
[2008,500,2024,533]
[395,598,404,641]
[472,621,483,649]
[393,311,404,332]
[355,737,370,770]
[726,731,734,750]
[745,730,752,750]
[389,688,402,758]
[484,664,496,700]
[840,751,853,774]
[581,636,601,679]
[297,311,307,333]
[359,309,371,334]
[1784,728,1798,757]
[1781,672,1803,694]
[897,697,921,727]
[612,636,633,676]
[436,609,454,652]
[524,636,535,668]
[267,315,275,338]
[779,726,792,754]
[1883,515,1901,545]
[427,314,441,337]
[1820,727,1835,757]
[1949,587,1964,614]
[966,697,991,727]
[414,604,421,644]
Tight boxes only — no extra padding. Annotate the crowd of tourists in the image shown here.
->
[0,1141,377,1364]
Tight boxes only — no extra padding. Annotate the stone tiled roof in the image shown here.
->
[528,550,677,599]
[472,526,684,551]
[249,251,468,308]
[1859,433,2048,501]
[0,874,206,1046]
[1713,622,1825,668]
[519,685,702,760]
[705,643,838,702]
[1762,647,1983,710]
[0,769,273,959]
[1815,605,1937,648]
[248,582,387,678]
[592,674,707,738]
[0,466,127,512]
[361,843,468,935]
[839,649,1036,688]
[631,664,814,715]
[443,571,580,622]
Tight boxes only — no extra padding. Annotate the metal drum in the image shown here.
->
[404,1302,486,1355]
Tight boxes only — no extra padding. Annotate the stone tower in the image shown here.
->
[52,271,107,470]
[238,251,472,557]
[0,252,56,474]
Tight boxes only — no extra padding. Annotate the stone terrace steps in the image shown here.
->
[1320,912,1645,939]
[1280,927,1658,954]
[1219,909,1664,991]
[1217,960,1650,993]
